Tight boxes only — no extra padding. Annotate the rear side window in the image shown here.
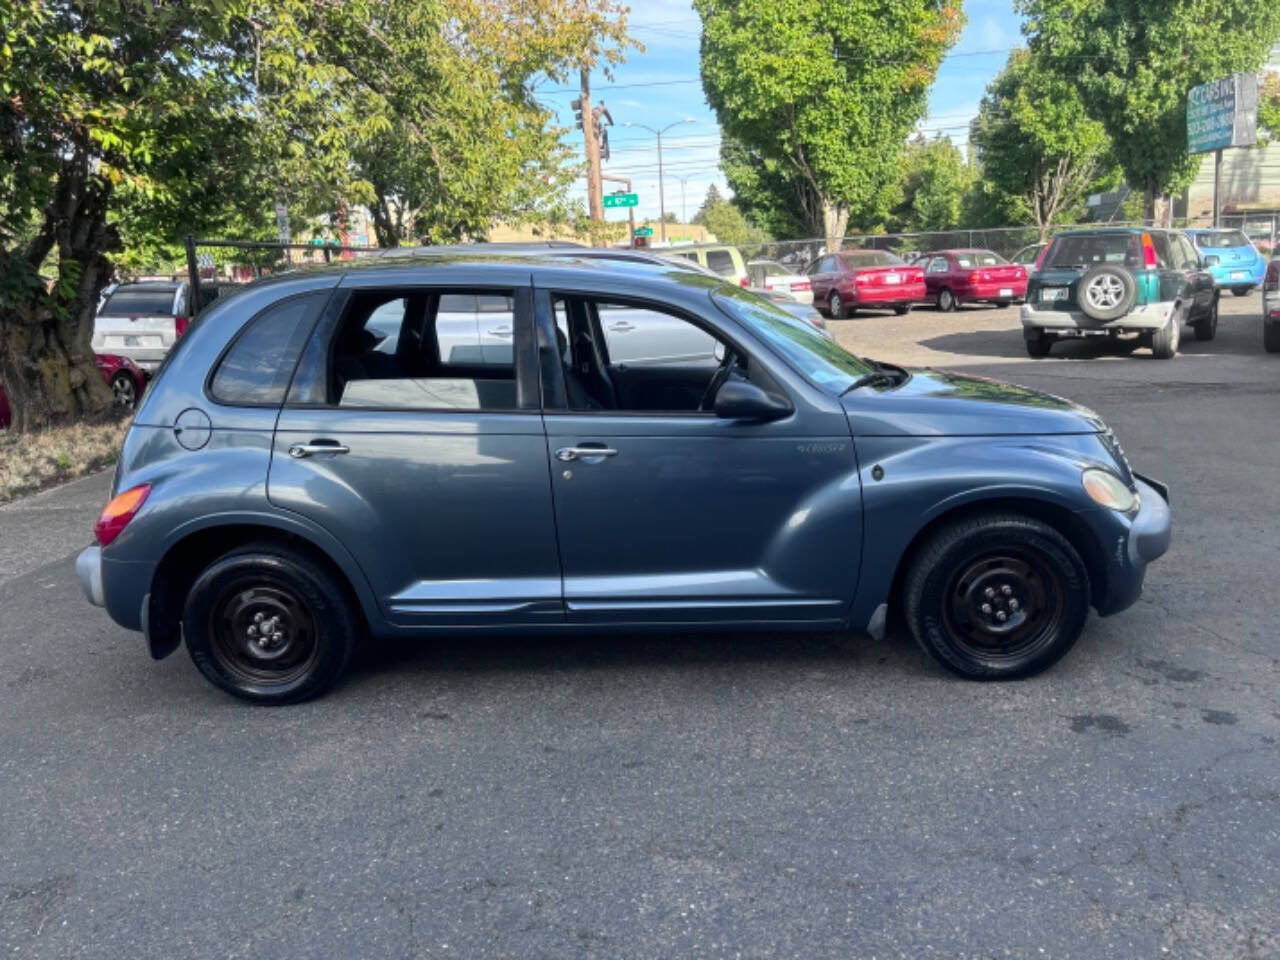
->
[209,293,323,405]
[706,250,737,276]
[100,288,178,316]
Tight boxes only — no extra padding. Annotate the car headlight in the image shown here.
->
[1082,468,1139,513]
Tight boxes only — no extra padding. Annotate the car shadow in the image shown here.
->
[920,329,1151,361]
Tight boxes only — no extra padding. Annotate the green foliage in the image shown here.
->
[691,184,725,226]
[718,135,816,239]
[1019,0,1280,218]
[1259,73,1280,144]
[890,135,974,233]
[969,49,1118,237]
[695,0,964,244]
[702,200,760,247]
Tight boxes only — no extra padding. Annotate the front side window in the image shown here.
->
[711,286,873,393]
[928,257,949,274]
[210,293,324,405]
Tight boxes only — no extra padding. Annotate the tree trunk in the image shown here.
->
[0,156,117,432]
[1141,180,1171,226]
[821,201,849,253]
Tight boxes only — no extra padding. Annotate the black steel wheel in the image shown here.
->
[903,513,1090,679]
[183,544,358,703]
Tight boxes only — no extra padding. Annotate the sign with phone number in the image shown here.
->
[1187,72,1258,154]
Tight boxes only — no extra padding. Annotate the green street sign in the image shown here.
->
[604,192,639,209]
[634,226,653,237]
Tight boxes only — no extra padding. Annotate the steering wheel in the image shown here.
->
[698,349,737,412]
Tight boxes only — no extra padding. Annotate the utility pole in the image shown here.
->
[601,174,635,246]
[576,69,604,222]
[624,118,695,245]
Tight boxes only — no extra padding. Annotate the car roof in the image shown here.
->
[1050,227,1158,237]
[1185,228,1244,234]
[112,281,183,290]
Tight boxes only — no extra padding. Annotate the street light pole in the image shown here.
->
[624,118,695,245]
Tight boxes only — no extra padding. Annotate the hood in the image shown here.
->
[842,367,1106,437]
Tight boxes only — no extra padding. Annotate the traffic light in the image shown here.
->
[570,98,583,129]
[633,234,649,250]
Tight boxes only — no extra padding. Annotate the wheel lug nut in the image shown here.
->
[254,612,265,622]
[1009,599,1020,611]
[981,603,992,614]
[984,587,995,599]
[996,611,1007,622]
[1001,585,1012,596]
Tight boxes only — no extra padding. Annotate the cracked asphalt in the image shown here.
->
[2,293,1278,958]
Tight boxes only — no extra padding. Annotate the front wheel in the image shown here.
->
[183,544,359,704]
[1265,321,1280,353]
[829,292,847,320]
[1193,295,1218,341]
[1150,307,1180,359]
[903,514,1091,679]
[938,288,956,312]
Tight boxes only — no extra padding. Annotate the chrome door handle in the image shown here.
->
[554,446,618,462]
[485,326,513,337]
[288,442,350,459]
[607,321,635,333]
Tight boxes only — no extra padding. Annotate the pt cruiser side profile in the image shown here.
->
[77,255,1172,703]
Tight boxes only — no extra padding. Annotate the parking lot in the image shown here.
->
[2,292,1278,958]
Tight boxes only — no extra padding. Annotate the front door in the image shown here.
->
[537,288,861,626]
[268,276,564,627]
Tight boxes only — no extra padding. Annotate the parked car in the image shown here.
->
[1021,228,1218,359]
[0,353,145,429]
[91,281,193,373]
[1184,228,1268,296]
[1264,258,1280,353]
[1010,243,1048,268]
[921,249,1028,311]
[663,243,749,286]
[76,254,1170,703]
[807,250,926,318]
[746,259,814,304]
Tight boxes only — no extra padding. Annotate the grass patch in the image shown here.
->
[0,417,131,504]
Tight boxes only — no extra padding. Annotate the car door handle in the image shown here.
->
[485,325,513,337]
[607,321,636,333]
[288,441,350,459]
[554,446,618,462]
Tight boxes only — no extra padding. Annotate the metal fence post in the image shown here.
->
[323,247,332,264]
[184,235,202,313]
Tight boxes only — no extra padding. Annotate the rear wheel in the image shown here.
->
[995,299,1011,309]
[1265,321,1280,353]
[110,371,137,409]
[894,305,910,316]
[1231,286,1253,297]
[1150,305,1181,359]
[1024,330,1051,358]
[903,514,1090,679]
[829,292,847,319]
[938,288,956,312]
[1193,295,1218,341]
[183,544,358,704]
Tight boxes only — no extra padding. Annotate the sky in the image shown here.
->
[534,0,1021,229]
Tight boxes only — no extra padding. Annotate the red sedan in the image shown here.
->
[0,354,146,429]
[921,249,1028,311]
[807,250,925,318]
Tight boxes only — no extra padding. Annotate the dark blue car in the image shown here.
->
[76,255,1171,703]
[1185,228,1268,295]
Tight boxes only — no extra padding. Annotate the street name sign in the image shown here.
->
[603,192,639,209]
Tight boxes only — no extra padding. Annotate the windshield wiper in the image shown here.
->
[841,360,908,396]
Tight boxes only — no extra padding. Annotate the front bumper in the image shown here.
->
[76,545,104,606]
[1095,474,1172,616]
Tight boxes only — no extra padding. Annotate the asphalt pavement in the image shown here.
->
[2,293,1278,958]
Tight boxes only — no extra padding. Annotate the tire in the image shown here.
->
[1193,295,1218,341]
[894,305,910,316]
[110,371,138,409]
[829,292,847,320]
[903,513,1091,679]
[937,288,956,312]
[183,543,359,704]
[1265,321,1280,353]
[1150,305,1181,359]
[1024,329,1051,358]
[1231,286,1252,297]
[1077,264,1137,321]
[995,299,1011,309]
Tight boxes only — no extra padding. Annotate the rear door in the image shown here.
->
[268,274,564,627]
[1172,233,1214,317]
[924,256,950,299]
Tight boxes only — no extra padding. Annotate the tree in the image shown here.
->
[1019,0,1280,224]
[702,200,754,247]
[718,134,817,239]
[696,0,963,249]
[0,0,252,431]
[890,135,974,233]
[1259,73,1280,144]
[691,184,725,226]
[969,50,1117,240]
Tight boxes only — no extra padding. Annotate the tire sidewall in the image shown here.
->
[939,288,955,312]
[907,519,1090,679]
[184,550,356,704]
[1078,265,1136,321]
[830,292,843,318]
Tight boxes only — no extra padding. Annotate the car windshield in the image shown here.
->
[710,286,873,392]
[1192,230,1251,249]
[839,251,903,268]
[100,288,178,316]
[954,251,1005,267]
[1045,234,1141,268]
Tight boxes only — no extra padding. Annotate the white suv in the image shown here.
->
[92,282,191,373]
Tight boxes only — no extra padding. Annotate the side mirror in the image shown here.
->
[1204,255,1220,267]
[714,380,792,421]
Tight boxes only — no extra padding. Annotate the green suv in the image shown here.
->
[1021,228,1218,359]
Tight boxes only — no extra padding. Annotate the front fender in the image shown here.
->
[848,433,1112,629]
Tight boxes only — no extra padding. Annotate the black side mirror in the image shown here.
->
[714,380,792,421]
[1204,255,1220,267]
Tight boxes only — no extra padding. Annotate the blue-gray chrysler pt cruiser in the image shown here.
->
[76,255,1171,703]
